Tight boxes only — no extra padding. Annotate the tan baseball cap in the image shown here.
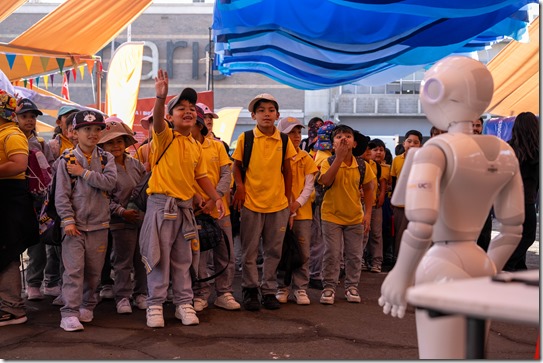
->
[247,93,278,113]
[277,116,305,134]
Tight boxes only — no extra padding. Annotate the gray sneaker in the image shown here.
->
[175,304,199,326]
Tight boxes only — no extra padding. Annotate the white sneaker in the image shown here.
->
[79,308,94,323]
[116,298,133,314]
[175,304,199,326]
[134,294,148,310]
[43,286,61,297]
[275,288,289,304]
[52,295,64,306]
[146,305,164,328]
[60,316,84,332]
[26,287,44,301]
[99,285,114,300]
[320,288,335,305]
[345,287,361,303]
[193,298,208,312]
[294,290,310,305]
[214,293,241,310]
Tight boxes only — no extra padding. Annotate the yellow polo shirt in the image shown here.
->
[390,152,406,179]
[319,155,375,225]
[314,149,333,169]
[0,122,28,180]
[378,162,391,199]
[232,127,297,213]
[366,159,380,206]
[147,127,207,200]
[194,138,232,218]
[58,134,74,155]
[290,148,318,221]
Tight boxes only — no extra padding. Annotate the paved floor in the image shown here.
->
[3,220,539,360]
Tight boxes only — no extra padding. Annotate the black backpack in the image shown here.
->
[313,154,367,207]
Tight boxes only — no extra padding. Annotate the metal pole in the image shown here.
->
[96,60,102,112]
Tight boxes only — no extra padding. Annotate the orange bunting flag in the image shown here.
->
[85,60,95,76]
[22,55,33,71]
[61,73,70,100]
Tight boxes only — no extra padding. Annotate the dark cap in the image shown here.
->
[17,98,43,116]
[72,110,106,130]
[195,105,208,136]
[166,88,198,114]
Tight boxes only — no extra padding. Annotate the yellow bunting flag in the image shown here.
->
[22,55,33,71]
[43,75,49,89]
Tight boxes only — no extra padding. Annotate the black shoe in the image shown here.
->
[308,278,323,290]
[242,288,260,311]
[261,294,280,310]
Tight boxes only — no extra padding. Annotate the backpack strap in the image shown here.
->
[242,130,289,171]
[375,161,382,181]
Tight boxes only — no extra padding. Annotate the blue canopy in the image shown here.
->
[212,0,537,89]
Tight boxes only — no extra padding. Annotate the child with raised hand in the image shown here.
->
[318,125,375,305]
[231,93,296,311]
[275,116,318,305]
[55,110,117,332]
[98,117,148,314]
[141,69,224,328]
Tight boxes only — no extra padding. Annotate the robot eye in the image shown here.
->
[422,78,444,104]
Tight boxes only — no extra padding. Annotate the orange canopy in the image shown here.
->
[0,0,152,81]
[486,16,539,117]
[0,0,27,23]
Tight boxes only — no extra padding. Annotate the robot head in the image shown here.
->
[420,56,494,131]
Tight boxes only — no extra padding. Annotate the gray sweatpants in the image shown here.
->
[309,204,324,281]
[240,207,290,295]
[60,229,108,318]
[0,260,25,317]
[321,221,364,291]
[111,228,148,302]
[193,215,236,299]
[362,206,384,268]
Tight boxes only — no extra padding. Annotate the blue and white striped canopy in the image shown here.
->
[212,0,537,89]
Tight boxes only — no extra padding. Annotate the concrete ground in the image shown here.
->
[2,221,539,360]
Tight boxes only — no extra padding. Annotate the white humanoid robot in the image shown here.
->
[378,56,525,359]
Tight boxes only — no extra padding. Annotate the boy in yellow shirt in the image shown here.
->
[318,125,375,305]
[390,129,422,260]
[232,93,297,311]
[141,69,225,328]
[275,116,318,305]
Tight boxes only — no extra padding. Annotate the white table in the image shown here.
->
[407,269,540,358]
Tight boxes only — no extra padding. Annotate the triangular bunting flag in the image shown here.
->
[29,79,33,89]
[43,75,49,89]
[34,77,39,88]
[50,74,54,87]
[56,58,65,73]
[85,60,95,76]
[65,70,70,82]
[72,68,77,82]
[6,54,16,69]
[40,57,50,71]
[22,55,33,71]
[78,65,85,80]
[14,80,19,87]
[23,79,28,88]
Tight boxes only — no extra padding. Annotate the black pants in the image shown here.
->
[504,203,537,271]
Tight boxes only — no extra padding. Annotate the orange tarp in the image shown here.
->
[0,0,27,23]
[486,17,539,117]
[0,0,152,81]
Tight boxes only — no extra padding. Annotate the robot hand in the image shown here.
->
[378,269,410,318]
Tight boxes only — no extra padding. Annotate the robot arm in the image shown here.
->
[379,145,445,318]
[487,169,525,272]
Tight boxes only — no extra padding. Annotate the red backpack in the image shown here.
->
[26,145,52,199]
